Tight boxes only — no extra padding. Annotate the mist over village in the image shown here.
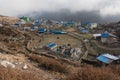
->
[0,0,120,80]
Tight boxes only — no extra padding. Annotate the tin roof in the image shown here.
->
[46,43,57,48]
[97,55,110,63]
[101,33,109,38]
[97,54,119,64]
[103,54,119,60]
[39,28,46,33]
[93,34,101,37]
[81,29,88,33]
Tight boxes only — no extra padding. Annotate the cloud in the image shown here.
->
[0,0,120,22]
[0,0,31,16]
[100,0,120,16]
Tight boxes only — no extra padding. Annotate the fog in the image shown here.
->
[0,0,120,23]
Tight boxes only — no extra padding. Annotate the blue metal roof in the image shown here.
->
[97,55,110,64]
[46,43,57,48]
[79,26,85,30]
[49,29,67,34]
[39,28,46,33]
[40,28,45,30]
[101,33,109,38]
[63,23,67,27]
[34,20,41,26]
[54,31,65,34]
[81,29,88,33]
[49,29,55,33]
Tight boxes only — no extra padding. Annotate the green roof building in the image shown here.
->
[20,16,30,22]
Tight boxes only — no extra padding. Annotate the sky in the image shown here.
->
[0,0,120,22]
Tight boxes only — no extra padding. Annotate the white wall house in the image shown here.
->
[88,23,98,29]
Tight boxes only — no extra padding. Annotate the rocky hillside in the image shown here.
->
[0,15,18,25]
[0,15,120,80]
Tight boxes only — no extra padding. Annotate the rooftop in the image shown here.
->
[103,54,119,60]
[97,53,119,64]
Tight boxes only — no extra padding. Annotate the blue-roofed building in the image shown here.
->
[39,28,46,33]
[45,42,57,50]
[49,29,67,34]
[67,20,74,26]
[97,54,119,65]
[54,31,67,34]
[101,33,109,38]
[81,29,89,33]
[62,23,67,28]
[49,29,55,34]
[33,19,41,26]
[97,55,110,64]
[79,26,85,30]
[101,32,110,43]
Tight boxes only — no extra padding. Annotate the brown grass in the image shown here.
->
[0,66,41,80]
[64,65,120,80]
[37,34,81,48]
[29,54,69,73]
[108,65,120,76]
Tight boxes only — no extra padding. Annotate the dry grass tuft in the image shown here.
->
[64,65,120,80]
[0,66,41,80]
[29,54,69,73]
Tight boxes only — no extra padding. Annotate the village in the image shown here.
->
[0,15,120,80]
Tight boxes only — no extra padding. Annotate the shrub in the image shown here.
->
[108,65,120,76]
[29,54,69,73]
[0,67,41,80]
[64,65,120,80]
